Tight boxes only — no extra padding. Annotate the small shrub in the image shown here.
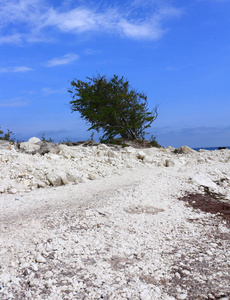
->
[41,133,54,143]
[149,135,161,148]
[0,127,14,142]
[173,149,180,154]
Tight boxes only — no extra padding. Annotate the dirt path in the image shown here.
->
[0,165,230,300]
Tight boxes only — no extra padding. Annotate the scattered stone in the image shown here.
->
[136,151,146,160]
[88,173,97,180]
[140,289,152,300]
[8,188,17,194]
[176,293,187,300]
[165,159,175,167]
[35,253,46,263]
[44,271,53,278]
[32,264,38,272]
[77,292,86,299]
[46,173,63,187]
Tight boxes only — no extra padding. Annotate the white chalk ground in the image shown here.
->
[0,142,230,299]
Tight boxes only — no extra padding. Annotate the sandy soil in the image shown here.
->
[0,143,230,300]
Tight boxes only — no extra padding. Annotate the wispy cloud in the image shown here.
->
[118,19,163,40]
[0,0,183,43]
[41,87,66,95]
[43,3,182,40]
[0,66,33,73]
[44,7,99,33]
[0,33,23,45]
[46,53,79,67]
[0,97,27,107]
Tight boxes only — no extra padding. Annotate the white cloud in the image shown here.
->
[0,0,183,43]
[46,53,79,67]
[44,7,99,33]
[0,33,23,45]
[118,19,163,40]
[0,66,33,73]
[44,4,181,40]
[0,97,27,107]
[42,87,66,95]
[0,0,46,25]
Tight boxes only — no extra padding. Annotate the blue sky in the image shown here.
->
[0,0,230,147]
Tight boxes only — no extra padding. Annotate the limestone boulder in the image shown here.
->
[136,151,146,160]
[28,137,41,143]
[175,146,195,154]
[20,139,41,153]
[190,172,217,190]
[20,137,58,155]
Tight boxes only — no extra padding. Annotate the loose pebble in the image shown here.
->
[35,253,46,263]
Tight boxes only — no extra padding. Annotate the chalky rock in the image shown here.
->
[8,188,18,194]
[46,173,63,186]
[88,173,97,180]
[37,142,57,155]
[35,253,46,263]
[97,144,109,150]
[123,147,136,155]
[52,144,78,158]
[28,137,41,144]
[175,146,195,154]
[1,137,230,197]
[20,137,42,153]
[19,137,58,155]
[165,159,175,167]
[107,149,118,158]
[190,172,217,190]
[136,151,146,160]
[0,140,12,150]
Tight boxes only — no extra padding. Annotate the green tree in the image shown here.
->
[68,75,158,142]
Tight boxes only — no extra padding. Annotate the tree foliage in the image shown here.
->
[68,75,158,142]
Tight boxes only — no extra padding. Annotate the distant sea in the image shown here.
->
[193,146,230,151]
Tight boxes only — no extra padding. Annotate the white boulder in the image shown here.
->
[28,137,41,144]
[176,146,195,154]
[136,151,146,160]
[190,172,217,189]
[20,137,42,153]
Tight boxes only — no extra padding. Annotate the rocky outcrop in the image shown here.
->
[0,138,230,198]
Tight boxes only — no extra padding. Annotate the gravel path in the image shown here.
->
[1,164,229,300]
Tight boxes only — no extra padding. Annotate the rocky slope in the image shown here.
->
[0,138,229,299]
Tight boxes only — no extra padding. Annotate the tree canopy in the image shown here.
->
[68,75,158,142]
